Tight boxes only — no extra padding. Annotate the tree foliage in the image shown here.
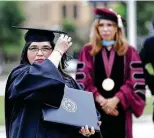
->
[137,1,154,35]
[62,19,86,58]
[62,19,76,33]
[113,2,127,20]
[0,1,24,44]
[0,1,25,58]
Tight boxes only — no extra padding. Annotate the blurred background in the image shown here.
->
[0,0,154,138]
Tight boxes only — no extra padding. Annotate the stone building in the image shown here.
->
[21,1,116,36]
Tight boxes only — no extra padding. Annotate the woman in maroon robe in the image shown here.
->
[75,8,146,138]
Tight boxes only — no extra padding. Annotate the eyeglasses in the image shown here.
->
[28,46,52,54]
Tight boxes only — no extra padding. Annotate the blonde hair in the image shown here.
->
[89,19,128,56]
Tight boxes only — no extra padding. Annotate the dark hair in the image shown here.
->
[20,42,31,64]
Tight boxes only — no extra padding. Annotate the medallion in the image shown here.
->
[102,78,115,91]
[102,48,115,91]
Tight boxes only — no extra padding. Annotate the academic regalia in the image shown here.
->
[140,36,154,95]
[140,35,154,123]
[5,26,88,138]
[5,59,86,138]
[76,44,146,138]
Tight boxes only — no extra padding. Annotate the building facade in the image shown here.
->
[22,1,116,35]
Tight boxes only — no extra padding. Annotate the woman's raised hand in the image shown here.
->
[54,34,72,55]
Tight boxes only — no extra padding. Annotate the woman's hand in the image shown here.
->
[95,94,107,107]
[79,125,95,137]
[103,106,119,116]
[95,95,118,116]
[95,95,119,116]
[102,96,120,116]
[48,34,72,67]
[54,34,72,55]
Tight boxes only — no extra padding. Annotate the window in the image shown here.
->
[73,5,78,19]
[62,5,67,18]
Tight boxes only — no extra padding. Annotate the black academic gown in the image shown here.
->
[5,59,84,138]
[140,36,154,95]
[140,36,154,123]
[94,48,125,138]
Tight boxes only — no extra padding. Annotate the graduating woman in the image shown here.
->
[76,8,146,138]
[5,27,96,138]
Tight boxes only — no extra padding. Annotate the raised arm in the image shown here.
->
[6,34,72,107]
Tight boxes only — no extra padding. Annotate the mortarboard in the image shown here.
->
[12,26,67,42]
[94,8,126,28]
[42,86,101,134]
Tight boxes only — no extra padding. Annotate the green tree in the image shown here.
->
[62,19,85,58]
[0,1,25,62]
[137,1,154,35]
[113,2,127,21]
[62,19,76,33]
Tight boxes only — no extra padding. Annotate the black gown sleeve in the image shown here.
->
[6,59,65,107]
[140,39,154,95]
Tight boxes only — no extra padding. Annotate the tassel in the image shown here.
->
[109,8,116,14]
[117,15,123,28]
[109,8,113,11]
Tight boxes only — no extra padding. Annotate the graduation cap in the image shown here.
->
[94,8,126,28]
[12,26,67,42]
